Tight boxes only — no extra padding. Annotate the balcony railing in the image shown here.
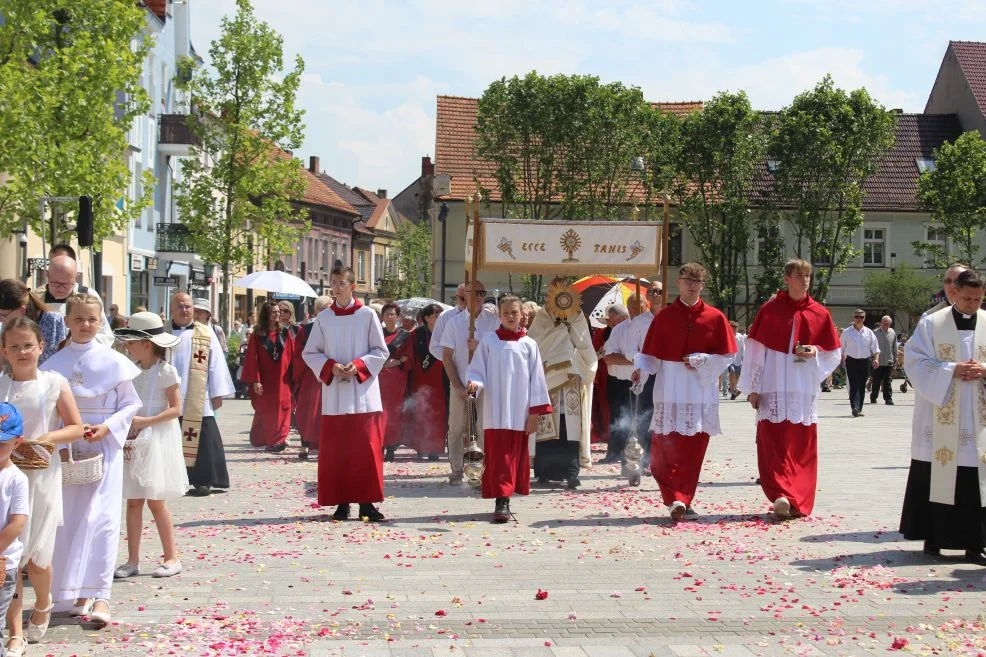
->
[159,114,200,148]
[156,223,196,253]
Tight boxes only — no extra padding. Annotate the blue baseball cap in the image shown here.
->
[0,402,23,442]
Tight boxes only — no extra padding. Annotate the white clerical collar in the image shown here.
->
[681,298,699,307]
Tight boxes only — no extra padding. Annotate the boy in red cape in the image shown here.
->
[633,263,736,521]
[466,296,552,523]
[302,267,389,522]
[739,259,841,519]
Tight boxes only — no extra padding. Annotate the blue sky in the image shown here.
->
[189,0,986,198]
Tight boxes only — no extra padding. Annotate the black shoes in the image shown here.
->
[265,443,286,453]
[298,446,309,460]
[730,391,740,400]
[492,497,511,523]
[332,504,351,521]
[359,504,385,522]
[886,400,895,405]
[567,477,581,489]
[821,385,831,392]
[188,485,211,497]
[965,549,986,566]
[383,447,396,462]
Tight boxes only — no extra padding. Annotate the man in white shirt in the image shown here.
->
[727,321,746,400]
[602,303,635,463]
[441,280,499,484]
[840,310,880,418]
[429,284,466,361]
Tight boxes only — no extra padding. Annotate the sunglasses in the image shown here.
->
[853,315,864,319]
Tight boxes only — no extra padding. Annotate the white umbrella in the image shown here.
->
[396,297,452,318]
[234,270,318,298]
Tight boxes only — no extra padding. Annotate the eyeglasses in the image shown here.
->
[471,290,487,296]
[679,278,705,286]
[646,289,661,296]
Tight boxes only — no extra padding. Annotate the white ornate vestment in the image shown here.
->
[527,308,597,466]
[905,307,986,505]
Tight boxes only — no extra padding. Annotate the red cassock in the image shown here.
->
[241,328,295,448]
[379,328,412,448]
[291,321,321,449]
[639,298,737,508]
[746,290,840,515]
[590,327,610,444]
[405,326,447,455]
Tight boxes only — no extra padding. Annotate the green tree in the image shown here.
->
[386,220,433,298]
[0,0,153,242]
[863,264,938,334]
[671,91,766,318]
[750,209,787,310]
[912,130,986,269]
[176,0,307,329]
[769,75,896,302]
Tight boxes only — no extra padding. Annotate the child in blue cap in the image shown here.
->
[0,402,29,655]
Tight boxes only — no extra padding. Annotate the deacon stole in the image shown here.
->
[181,322,213,467]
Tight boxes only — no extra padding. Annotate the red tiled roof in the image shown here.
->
[750,113,963,212]
[300,169,360,216]
[435,95,703,201]
[143,0,167,20]
[950,41,986,120]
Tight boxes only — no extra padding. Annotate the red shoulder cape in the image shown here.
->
[747,290,840,354]
[641,298,737,361]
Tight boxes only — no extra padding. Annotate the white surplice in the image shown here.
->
[634,352,734,436]
[170,324,235,416]
[302,304,388,415]
[41,340,141,605]
[738,329,842,426]
[905,312,981,467]
[466,333,551,432]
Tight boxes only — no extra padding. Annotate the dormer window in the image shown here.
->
[766,159,781,173]
[916,157,936,173]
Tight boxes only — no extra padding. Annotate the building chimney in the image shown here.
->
[377,189,387,199]
[309,156,320,173]
[421,155,434,176]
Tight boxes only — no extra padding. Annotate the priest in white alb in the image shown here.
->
[900,268,986,565]
[739,259,841,520]
[633,263,736,521]
[303,266,389,522]
[527,280,597,489]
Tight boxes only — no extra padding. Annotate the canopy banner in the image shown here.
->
[466,218,662,276]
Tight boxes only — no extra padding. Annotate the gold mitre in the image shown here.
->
[544,278,582,323]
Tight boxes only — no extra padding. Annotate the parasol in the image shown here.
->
[234,271,318,298]
[572,275,650,327]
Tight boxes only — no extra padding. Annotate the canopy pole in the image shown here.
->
[661,196,671,308]
[468,191,482,360]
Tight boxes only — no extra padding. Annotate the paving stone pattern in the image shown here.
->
[40,391,986,656]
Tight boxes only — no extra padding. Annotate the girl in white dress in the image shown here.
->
[112,312,187,579]
[0,317,83,655]
[40,294,141,628]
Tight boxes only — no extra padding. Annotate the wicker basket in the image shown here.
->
[61,442,103,486]
[11,440,56,471]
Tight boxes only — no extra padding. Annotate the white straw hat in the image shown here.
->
[114,311,182,348]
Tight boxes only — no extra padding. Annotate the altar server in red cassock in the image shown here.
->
[302,267,389,522]
[633,263,736,521]
[466,296,552,523]
[242,301,295,452]
[379,303,412,461]
[739,259,841,519]
[406,304,448,458]
[291,296,333,460]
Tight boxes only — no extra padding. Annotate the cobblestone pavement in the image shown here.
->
[40,389,986,656]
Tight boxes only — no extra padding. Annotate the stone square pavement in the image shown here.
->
[41,389,986,656]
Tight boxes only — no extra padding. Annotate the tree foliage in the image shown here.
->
[913,130,986,269]
[863,263,938,334]
[385,220,433,299]
[670,91,765,318]
[176,0,307,329]
[476,72,667,222]
[768,75,896,302]
[0,0,153,243]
